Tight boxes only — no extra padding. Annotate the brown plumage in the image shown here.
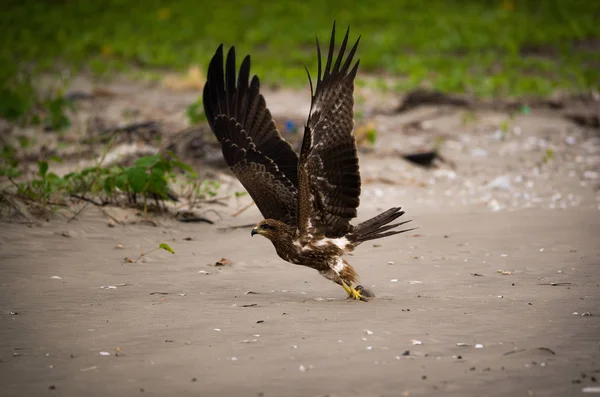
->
[203,22,415,301]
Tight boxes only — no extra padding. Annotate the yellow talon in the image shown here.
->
[341,280,367,301]
[349,286,365,301]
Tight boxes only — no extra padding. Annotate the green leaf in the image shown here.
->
[159,243,175,254]
[366,127,377,145]
[48,155,63,163]
[186,101,207,125]
[115,173,128,190]
[150,160,169,176]
[146,175,167,196]
[38,161,48,177]
[171,159,194,174]
[135,154,161,169]
[80,166,96,176]
[45,172,60,181]
[103,176,115,195]
[126,166,148,193]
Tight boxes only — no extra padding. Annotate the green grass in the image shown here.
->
[2,0,599,98]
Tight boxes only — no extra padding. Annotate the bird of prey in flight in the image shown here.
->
[203,22,414,301]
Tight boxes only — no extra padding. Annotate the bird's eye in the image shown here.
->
[260,224,275,231]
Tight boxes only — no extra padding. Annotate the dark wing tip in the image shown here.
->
[250,74,260,89]
[207,44,224,76]
[332,25,350,73]
[225,46,237,116]
[324,22,336,79]
[204,44,227,130]
[225,46,236,73]
[316,22,361,84]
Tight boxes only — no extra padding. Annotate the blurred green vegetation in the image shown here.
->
[1,0,599,103]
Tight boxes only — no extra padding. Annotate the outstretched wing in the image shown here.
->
[203,45,299,225]
[298,23,361,238]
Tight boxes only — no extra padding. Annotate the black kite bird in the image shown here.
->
[203,23,414,301]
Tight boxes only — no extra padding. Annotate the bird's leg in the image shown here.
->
[340,279,353,295]
[340,279,367,301]
[321,263,371,301]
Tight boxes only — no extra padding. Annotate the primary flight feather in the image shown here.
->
[203,22,415,301]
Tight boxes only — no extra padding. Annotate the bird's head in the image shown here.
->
[251,219,288,241]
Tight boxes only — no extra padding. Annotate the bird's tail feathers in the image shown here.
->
[348,207,415,244]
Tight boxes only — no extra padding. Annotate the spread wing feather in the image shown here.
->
[203,45,299,225]
[298,23,361,238]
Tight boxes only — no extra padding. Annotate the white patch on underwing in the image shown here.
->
[332,257,345,273]
[315,237,350,250]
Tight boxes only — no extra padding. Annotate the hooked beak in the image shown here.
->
[251,228,259,237]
